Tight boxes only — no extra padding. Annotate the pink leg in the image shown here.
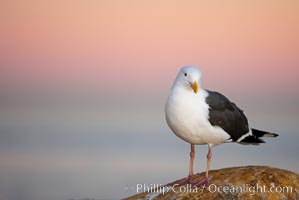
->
[192,145,212,187]
[173,144,195,186]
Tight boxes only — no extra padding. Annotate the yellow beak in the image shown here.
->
[190,81,199,93]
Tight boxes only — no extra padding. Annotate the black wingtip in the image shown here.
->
[239,135,265,144]
[251,129,279,138]
[264,132,279,137]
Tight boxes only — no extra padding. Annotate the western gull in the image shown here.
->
[165,66,278,187]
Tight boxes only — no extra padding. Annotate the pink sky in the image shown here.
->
[1,1,298,95]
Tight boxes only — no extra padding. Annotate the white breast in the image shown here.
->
[165,88,230,147]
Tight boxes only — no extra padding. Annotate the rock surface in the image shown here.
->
[124,166,299,200]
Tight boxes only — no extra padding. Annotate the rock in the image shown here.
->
[123,166,299,200]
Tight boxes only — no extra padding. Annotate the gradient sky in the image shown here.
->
[1,0,298,94]
[0,1,299,200]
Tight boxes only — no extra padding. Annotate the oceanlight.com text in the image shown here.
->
[135,183,294,196]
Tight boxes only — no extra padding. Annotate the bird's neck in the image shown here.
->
[172,85,205,94]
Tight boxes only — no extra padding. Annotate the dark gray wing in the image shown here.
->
[205,90,249,141]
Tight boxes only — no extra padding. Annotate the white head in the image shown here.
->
[172,66,202,94]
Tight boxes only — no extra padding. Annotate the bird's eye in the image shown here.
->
[184,73,187,76]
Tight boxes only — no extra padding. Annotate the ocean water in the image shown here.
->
[0,93,298,200]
